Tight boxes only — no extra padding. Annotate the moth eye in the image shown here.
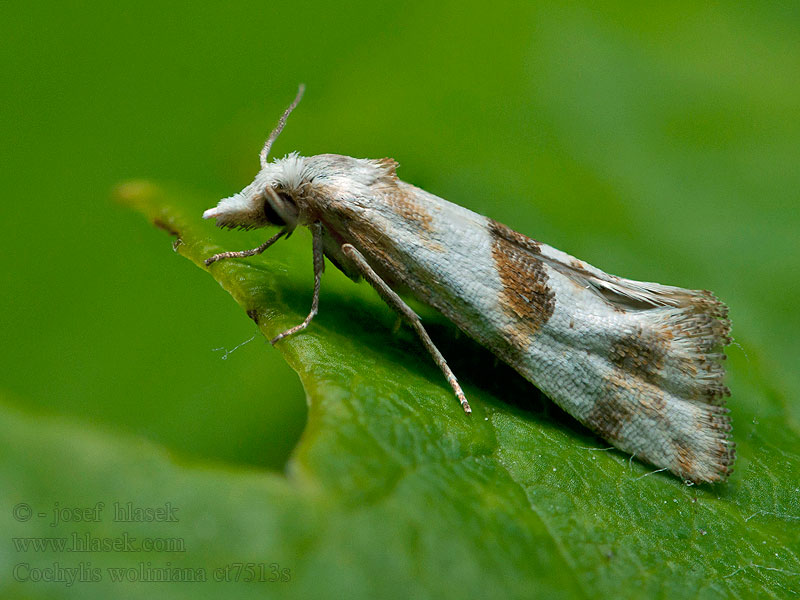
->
[263,197,287,226]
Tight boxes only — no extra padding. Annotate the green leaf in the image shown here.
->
[5,181,797,599]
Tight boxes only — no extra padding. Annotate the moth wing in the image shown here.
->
[495,226,733,482]
[537,245,728,316]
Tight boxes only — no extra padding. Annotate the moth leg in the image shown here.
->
[341,243,471,414]
[204,228,288,266]
[271,221,324,345]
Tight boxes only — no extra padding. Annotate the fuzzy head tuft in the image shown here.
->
[202,154,310,231]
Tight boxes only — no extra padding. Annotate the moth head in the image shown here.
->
[202,84,307,231]
[202,160,304,231]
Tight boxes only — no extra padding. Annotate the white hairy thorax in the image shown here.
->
[202,91,734,484]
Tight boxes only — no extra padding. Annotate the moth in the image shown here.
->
[203,86,735,483]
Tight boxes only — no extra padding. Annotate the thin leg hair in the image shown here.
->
[341,243,471,414]
[271,221,324,345]
[204,229,287,266]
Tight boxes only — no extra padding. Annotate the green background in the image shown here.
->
[2,2,798,599]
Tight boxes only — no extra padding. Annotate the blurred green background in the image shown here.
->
[2,1,799,597]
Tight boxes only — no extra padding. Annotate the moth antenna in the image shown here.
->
[260,84,306,168]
